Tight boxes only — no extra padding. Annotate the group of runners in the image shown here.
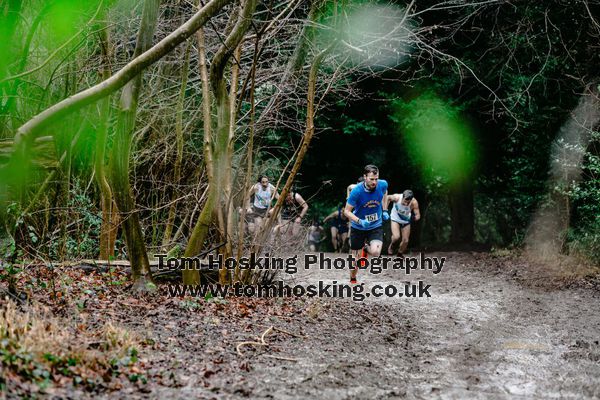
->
[342,164,420,283]
[243,164,420,283]
[243,175,309,240]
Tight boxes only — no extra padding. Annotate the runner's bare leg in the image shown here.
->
[367,240,382,257]
[388,221,401,255]
[350,248,361,281]
[331,226,339,251]
[400,224,411,254]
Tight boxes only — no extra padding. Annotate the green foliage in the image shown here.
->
[166,244,182,258]
[564,131,600,263]
[340,115,379,136]
[0,262,22,286]
[567,220,600,265]
[109,347,139,372]
[1,325,95,390]
[179,298,203,310]
[306,198,339,223]
[45,0,105,44]
[46,180,111,260]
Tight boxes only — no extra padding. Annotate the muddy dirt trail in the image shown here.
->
[235,251,600,399]
[38,251,599,399]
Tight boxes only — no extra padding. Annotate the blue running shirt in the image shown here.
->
[347,179,388,230]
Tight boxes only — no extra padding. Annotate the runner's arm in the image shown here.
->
[387,193,400,206]
[295,193,309,222]
[270,184,279,201]
[383,190,389,211]
[323,210,337,222]
[346,184,355,199]
[344,203,360,224]
[412,199,421,221]
[246,185,256,210]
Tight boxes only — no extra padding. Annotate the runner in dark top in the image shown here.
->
[276,190,308,239]
[323,202,349,252]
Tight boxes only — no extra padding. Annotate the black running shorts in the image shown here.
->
[349,225,383,250]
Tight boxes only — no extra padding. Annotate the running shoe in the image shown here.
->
[358,246,368,268]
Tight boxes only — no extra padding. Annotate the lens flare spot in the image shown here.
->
[392,92,477,184]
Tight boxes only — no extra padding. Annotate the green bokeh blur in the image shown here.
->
[0,0,105,192]
[46,0,104,41]
[392,92,477,186]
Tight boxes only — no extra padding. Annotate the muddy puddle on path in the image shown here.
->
[241,252,600,399]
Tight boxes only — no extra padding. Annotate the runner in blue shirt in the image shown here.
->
[344,165,389,284]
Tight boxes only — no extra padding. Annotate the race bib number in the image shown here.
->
[365,213,379,222]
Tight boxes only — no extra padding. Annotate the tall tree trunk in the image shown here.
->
[250,0,325,130]
[222,45,241,266]
[211,4,242,279]
[235,35,260,269]
[162,40,192,251]
[58,132,71,260]
[109,0,161,291]
[183,0,258,285]
[249,46,330,269]
[96,20,119,260]
[182,27,213,285]
[216,44,243,284]
[449,179,474,244]
[282,0,324,81]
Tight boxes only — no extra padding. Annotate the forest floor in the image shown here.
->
[2,251,600,399]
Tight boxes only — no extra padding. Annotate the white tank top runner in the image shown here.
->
[253,184,272,209]
[390,194,412,224]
